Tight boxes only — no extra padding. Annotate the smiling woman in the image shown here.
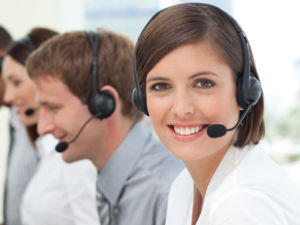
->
[146,41,240,161]
[133,3,300,225]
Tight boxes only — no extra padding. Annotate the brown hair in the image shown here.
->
[7,27,58,142]
[0,25,13,50]
[135,3,265,147]
[0,26,12,104]
[27,28,143,122]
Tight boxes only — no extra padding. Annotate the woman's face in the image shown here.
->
[2,55,39,126]
[146,41,241,162]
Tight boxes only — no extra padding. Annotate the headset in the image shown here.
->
[18,36,36,52]
[132,3,262,116]
[85,31,115,119]
[0,57,3,74]
[1,36,35,74]
[55,31,116,152]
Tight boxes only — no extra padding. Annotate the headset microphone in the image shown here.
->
[55,112,101,153]
[207,104,252,138]
[25,108,35,116]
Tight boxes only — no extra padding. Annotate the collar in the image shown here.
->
[97,122,150,206]
[206,143,259,195]
[35,134,58,159]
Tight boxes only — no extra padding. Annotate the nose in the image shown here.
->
[3,85,16,104]
[37,108,55,136]
[170,89,195,118]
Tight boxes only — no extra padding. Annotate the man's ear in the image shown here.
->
[100,85,119,103]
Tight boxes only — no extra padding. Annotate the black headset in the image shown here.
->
[132,3,262,115]
[0,36,35,75]
[0,57,3,74]
[85,31,115,119]
[18,36,36,51]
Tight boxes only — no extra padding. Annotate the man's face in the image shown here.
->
[36,75,103,163]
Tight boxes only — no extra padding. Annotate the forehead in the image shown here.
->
[148,41,230,78]
[2,56,27,80]
[35,75,78,105]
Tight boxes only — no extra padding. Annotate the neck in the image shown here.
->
[185,155,220,198]
[92,115,135,171]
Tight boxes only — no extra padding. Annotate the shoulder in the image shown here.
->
[206,144,300,225]
[134,133,184,190]
[232,144,298,192]
[210,190,288,225]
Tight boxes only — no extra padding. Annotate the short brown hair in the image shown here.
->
[135,3,265,147]
[27,28,143,122]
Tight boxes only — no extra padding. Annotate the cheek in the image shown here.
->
[19,83,37,102]
[147,96,166,123]
[19,113,38,126]
[215,89,240,125]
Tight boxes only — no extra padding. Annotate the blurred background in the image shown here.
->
[1,0,299,212]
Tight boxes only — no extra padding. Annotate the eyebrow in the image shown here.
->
[39,101,61,107]
[6,74,18,81]
[39,101,50,107]
[146,71,217,83]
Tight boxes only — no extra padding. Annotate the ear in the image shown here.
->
[99,85,122,119]
[100,85,119,102]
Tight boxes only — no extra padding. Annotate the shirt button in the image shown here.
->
[113,207,119,215]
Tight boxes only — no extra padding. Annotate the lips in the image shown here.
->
[55,135,67,143]
[171,125,208,136]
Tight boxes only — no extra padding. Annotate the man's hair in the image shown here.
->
[27,28,143,122]
[0,25,13,50]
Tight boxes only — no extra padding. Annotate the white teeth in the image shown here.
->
[174,126,203,135]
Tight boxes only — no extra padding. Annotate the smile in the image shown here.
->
[173,125,206,136]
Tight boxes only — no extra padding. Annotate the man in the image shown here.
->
[26,29,184,225]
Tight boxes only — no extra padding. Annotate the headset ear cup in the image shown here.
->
[88,91,115,119]
[247,73,262,105]
[132,88,149,116]
[132,88,140,110]
[236,73,262,109]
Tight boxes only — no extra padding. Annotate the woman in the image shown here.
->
[1,28,47,225]
[133,3,300,225]
[2,28,99,225]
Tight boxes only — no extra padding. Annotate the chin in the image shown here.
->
[62,150,83,164]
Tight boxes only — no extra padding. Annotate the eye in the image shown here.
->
[12,80,21,87]
[46,105,60,112]
[195,79,215,88]
[150,82,171,91]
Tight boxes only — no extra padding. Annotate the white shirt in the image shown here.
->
[166,143,300,225]
[21,135,99,225]
[0,106,10,223]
